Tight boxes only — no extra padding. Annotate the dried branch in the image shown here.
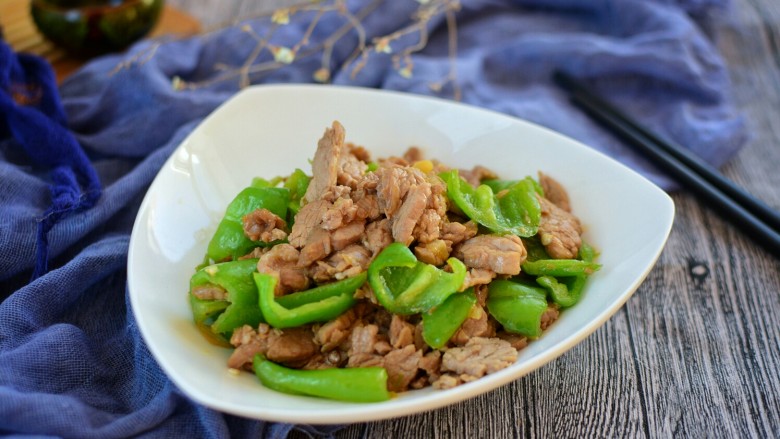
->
[114,0,462,100]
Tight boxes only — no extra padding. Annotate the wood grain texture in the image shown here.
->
[154,0,780,436]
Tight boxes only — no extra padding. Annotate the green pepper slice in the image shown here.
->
[521,259,601,277]
[422,288,477,349]
[252,355,390,402]
[189,259,264,337]
[487,280,549,338]
[283,168,310,219]
[276,272,367,309]
[536,275,579,308]
[367,243,467,315]
[482,178,544,196]
[206,186,290,262]
[254,273,363,329]
[440,170,541,237]
[251,176,283,188]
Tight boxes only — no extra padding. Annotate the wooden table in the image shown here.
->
[12,0,780,436]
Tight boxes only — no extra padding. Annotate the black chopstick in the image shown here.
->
[553,71,780,258]
[554,71,780,232]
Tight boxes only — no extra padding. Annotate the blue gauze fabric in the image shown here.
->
[0,44,101,280]
[0,0,747,437]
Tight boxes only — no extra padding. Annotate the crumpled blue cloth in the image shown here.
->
[0,0,746,437]
[0,43,101,280]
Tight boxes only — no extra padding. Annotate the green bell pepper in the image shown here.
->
[486,279,549,338]
[189,294,229,325]
[367,243,467,315]
[524,241,600,308]
[251,176,283,188]
[521,259,601,277]
[252,355,390,402]
[535,275,578,308]
[440,170,541,237]
[522,236,552,262]
[189,259,264,337]
[254,272,364,329]
[206,186,290,262]
[555,240,599,306]
[283,168,310,219]
[422,288,477,349]
[482,178,544,196]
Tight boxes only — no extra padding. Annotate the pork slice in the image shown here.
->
[449,306,495,346]
[540,305,560,330]
[256,244,310,295]
[349,324,380,355]
[391,181,431,245]
[298,228,332,267]
[402,146,423,163]
[338,151,368,189]
[300,354,330,370]
[348,143,371,162]
[331,221,366,251]
[375,165,426,216]
[289,199,330,248]
[347,324,385,368]
[242,208,287,243]
[455,234,527,275]
[414,239,450,266]
[412,208,442,244]
[461,268,497,290]
[413,322,427,351]
[389,315,415,349]
[228,324,271,369]
[496,331,529,350]
[191,284,227,301]
[538,196,582,259]
[266,327,318,368]
[363,219,393,256]
[321,197,356,231]
[354,194,380,220]
[321,185,351,203]
[310,244,371,283]
[441,337,517,379]
[303,121,345,203]
[458,165,498,187]
[376,167,404,216]
[441,221,477,246]
[239,246,270,260]
[357,170,379,192]
[474,284,489,307]
[348,353,384,368]
[315,307,361,352]
[429,176,448,216]
[418,350,442,384]
[432,374,462,390]
[538,172,571,212]
[384,345,422,392]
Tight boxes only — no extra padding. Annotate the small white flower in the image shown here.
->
[271,9,290,25]
[313,68,330,83]
[375,38,392,54]
[271,46,296,64]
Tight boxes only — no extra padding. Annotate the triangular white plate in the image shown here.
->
[128,85,674,424]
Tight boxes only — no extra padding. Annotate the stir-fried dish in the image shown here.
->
[189,121,600,402]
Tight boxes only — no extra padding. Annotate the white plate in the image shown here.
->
[128,85,674,424]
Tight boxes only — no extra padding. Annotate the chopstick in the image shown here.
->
[553,71,780,258]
